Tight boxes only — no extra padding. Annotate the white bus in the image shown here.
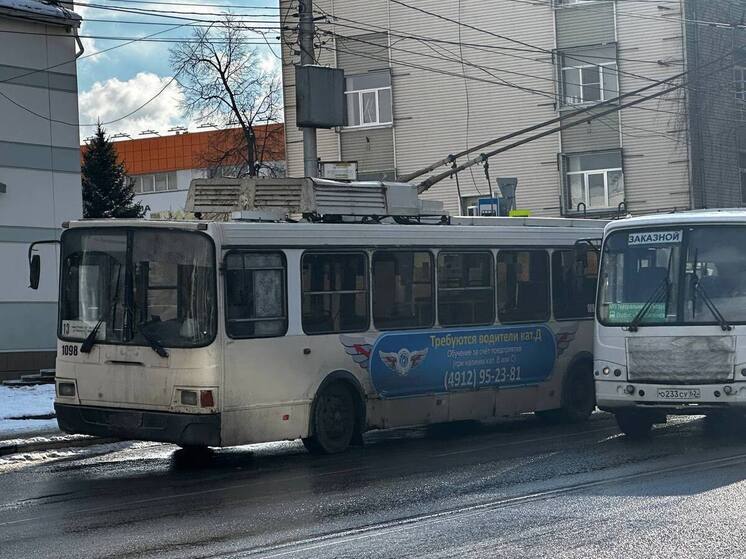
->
[34,215,605,453]
[595,210,746,437]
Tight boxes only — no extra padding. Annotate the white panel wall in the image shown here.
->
[282,0,562,215]
[0,16,82,359]
[616,0,691,213]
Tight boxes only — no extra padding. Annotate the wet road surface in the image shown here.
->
[1,413,746,558]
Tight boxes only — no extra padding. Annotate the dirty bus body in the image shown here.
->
[50,215,604,453]
[596,211,746,437]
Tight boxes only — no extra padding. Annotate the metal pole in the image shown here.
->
[451,161,463,216]
[299,0,318,178]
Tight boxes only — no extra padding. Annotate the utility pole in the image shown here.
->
[298,0,318,178]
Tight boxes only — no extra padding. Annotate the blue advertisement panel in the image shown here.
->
[341,325,557,398]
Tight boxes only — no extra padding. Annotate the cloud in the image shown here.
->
[78,72,185,141]
[260,53,279,75]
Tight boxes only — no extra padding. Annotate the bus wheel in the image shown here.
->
[561,364,596,423]
[615,411,655,439]
[537,363,595,424]
[303,383,356,455]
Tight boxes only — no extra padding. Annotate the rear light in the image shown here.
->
[180,390,198,406]
[200,390,215,408]
[58,382,75,397]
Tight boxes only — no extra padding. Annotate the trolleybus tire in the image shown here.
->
[615,411,655,439]
[303,382,356,455]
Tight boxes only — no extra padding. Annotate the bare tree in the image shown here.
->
[170,16,283,177]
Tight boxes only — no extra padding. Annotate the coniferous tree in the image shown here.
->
[81,124,147,218]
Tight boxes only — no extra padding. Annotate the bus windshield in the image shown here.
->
[59,228,217,348]
[598,225,746,326]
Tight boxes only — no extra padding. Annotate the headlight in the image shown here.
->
[180,390,198,406]
[57,382,76,397]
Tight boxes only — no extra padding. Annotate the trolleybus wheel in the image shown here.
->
[303,383,356,455]
[615,411,655,439]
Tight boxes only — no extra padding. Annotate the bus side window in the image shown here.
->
[497,250,550,323]
[437,251,495,326]
[225,252,287,338]
[373,251,434,330]
[552,250,597,320]
[302,252,369,334]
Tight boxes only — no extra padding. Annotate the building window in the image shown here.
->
[373,251,434,330]
[132,172,179,194]
[561,60,618,106]
[302,252,369,334]
[735,66,746,121]
[225,252,287,338]
[437,251,495,326]
[564,150,624,211]
[497,251,550,323]
[740,151,746,205]
[345,71,393,128]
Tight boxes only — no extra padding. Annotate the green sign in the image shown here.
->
[608,303,666,322]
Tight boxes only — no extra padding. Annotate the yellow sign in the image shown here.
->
[509,210,531,217]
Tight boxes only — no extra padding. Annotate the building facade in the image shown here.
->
[0,0,82,374]
[104,125,285,216]
[281,0,746,217]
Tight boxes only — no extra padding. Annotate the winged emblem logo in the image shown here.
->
[554,323,578,356]
[378,347,429,376]
[340,335,376,370]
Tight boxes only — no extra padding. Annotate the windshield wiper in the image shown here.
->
[627,275,669,332]
[138,322,170,358]
[80,319,104,353]
[122,300,169,358]
[692,276,732,331]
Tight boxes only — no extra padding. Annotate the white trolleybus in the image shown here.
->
[596,210,746,438]
[30,180,605,454]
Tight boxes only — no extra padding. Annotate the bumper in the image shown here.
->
[596,380,746,413]
[55,403,221,447]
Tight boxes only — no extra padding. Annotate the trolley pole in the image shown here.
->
[298,0,318,178]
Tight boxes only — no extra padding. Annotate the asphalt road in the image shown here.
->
[2,413,746,559]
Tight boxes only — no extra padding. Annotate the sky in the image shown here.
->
[74,0,282,142]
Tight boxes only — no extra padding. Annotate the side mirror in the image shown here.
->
[27,239,61,290]
[29,254,41,289]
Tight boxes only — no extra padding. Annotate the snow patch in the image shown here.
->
[0,384,59,439]
[0,0,81,23]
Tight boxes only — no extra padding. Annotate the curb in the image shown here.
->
[0,435,120,457]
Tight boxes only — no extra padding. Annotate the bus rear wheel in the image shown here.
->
[303,383,356,455]
[615,411,655,439]
[537,363,595,424]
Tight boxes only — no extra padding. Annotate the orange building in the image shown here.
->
[83,124,285,216]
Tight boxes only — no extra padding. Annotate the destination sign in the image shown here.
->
[628,230,682,246]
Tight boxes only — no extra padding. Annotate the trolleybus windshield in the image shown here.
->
[59,228,217,348]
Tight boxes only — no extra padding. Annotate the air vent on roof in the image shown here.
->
[186,177,445,219]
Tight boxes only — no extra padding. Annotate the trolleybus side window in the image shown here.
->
[552,249,598,319]
[373,251,434,330]
[497,250,550,323]
[225,252,287,338]
[302,252,369,334]
[437,251,495,326]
